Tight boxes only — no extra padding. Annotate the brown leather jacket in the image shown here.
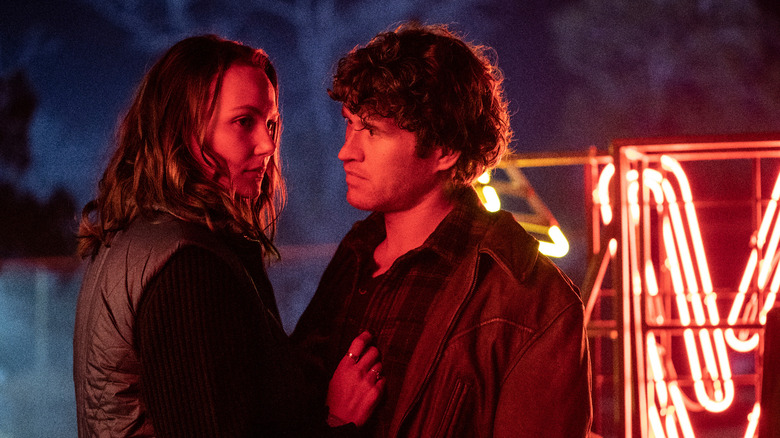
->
[388,211,592,437]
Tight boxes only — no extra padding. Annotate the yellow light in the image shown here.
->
[662,216,690,325]
[757,202,778,247]
[477,171,491,185]
[665,416,680,438]
[760,286,778,324]
[646,334,667,402]
[713,329,732,381]
[684,329,703,380]
[480,185,500,212]
[758,173,780,247]
[628,178,640,224]
[661,180,699,296]
[538,225,570,258]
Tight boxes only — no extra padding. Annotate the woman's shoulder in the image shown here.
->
[118,214,222,253]
[102,214,243,282]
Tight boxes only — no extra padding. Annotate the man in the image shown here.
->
[293,22,591,437]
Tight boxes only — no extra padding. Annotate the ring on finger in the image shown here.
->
[369,368,382,381]
[347,352,359,363]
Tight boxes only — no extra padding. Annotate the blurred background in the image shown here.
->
[1,0,779,436]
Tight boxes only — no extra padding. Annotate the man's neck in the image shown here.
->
[372,188,456,277]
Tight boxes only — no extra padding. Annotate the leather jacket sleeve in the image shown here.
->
[494,300,592,437]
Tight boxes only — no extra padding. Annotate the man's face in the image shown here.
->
[338,106,445,213]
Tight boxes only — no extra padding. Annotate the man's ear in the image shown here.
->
[435,148,461,172]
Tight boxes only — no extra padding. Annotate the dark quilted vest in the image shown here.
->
[72,216,248,437]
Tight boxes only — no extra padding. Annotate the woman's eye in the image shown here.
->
[236,116,254,128]
[267,120,277,138]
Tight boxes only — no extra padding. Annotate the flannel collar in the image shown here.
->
[344,187,495,268]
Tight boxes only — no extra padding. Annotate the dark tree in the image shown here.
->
[0,72,77,258]
[0,71,35,172]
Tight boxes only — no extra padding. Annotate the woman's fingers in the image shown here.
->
[366,361,383,383]
[327,332,385,427]
[355,345,379,372]
[345,330,373,362]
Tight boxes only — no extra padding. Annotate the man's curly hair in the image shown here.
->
[329,22,513,186]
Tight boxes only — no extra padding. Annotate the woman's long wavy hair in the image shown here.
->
[78,34,285,259]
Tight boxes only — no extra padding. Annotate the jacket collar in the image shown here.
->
[342,187,532,267]
[388,189,542,435]
[478,209,540,283]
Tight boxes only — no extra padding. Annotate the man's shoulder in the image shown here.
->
[477,211,539,277]
[474,210,581,308]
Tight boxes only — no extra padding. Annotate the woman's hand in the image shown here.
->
[326,331,385,427]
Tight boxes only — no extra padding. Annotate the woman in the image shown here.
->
[73,35,383,437]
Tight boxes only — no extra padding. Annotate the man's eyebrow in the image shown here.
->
[360,117,377,130]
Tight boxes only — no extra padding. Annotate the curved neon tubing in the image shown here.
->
[668,382,696,438]
[745,403,760,438]
[597,163,615,225]
[662,156,714,294]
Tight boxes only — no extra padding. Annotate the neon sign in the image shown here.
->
[593,142,779,437]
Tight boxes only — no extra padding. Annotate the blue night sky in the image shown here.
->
[1,0,575,244]
[2,0,779,279]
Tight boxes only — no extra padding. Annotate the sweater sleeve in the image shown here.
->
[136,245,279,437]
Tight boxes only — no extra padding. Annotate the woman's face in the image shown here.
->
[193,64,279,198]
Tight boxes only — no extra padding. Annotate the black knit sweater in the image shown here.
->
[135,240,307,437]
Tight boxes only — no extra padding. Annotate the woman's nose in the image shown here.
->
[254,128,276,156]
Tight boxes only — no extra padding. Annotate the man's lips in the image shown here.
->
[343,168,366,181]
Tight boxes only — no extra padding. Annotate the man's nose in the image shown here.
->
[338,128,361,162]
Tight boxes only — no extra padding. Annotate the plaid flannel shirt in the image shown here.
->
[293,188,493,436]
